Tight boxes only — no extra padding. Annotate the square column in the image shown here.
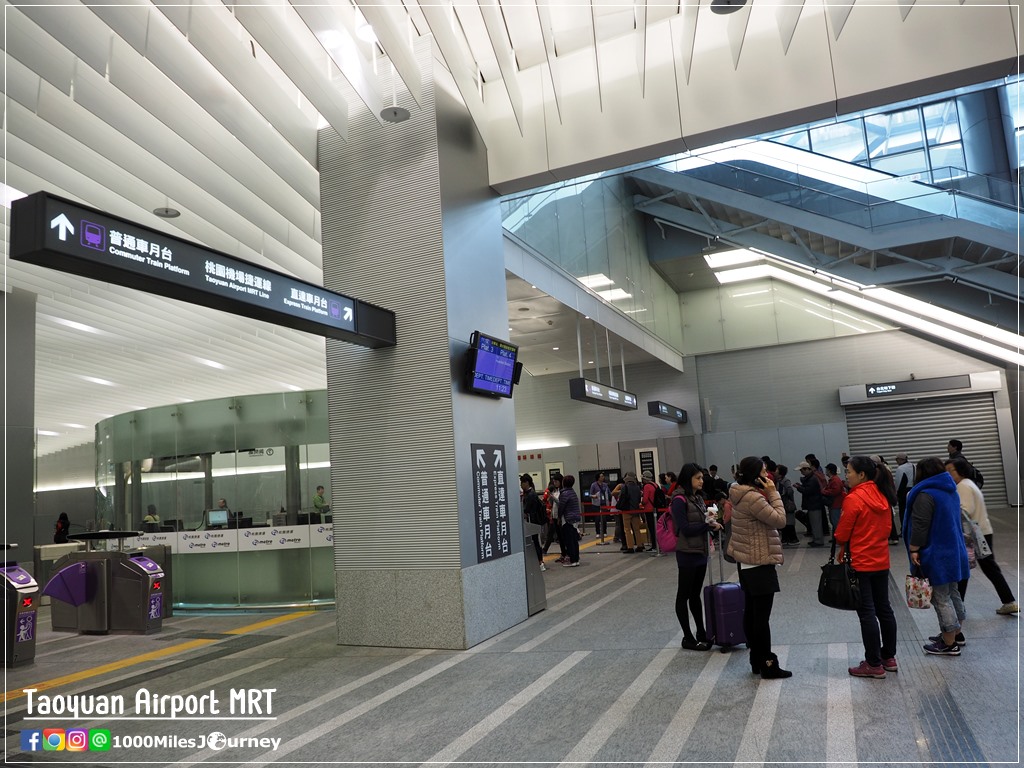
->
[318,39,526,649]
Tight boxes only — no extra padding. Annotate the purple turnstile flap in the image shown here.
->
[129,556,163,577]
[0,565,36,589]
[42,562,89,606]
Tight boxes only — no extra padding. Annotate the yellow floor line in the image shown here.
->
[224,610,316,635]
[3,639,215,702]
[4,610,315,703]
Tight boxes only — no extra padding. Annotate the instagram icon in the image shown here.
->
[66,729,88,752]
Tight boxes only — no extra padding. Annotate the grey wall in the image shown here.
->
[514,330,1018,494]
[3,289,36,551]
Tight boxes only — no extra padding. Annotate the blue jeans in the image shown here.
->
[855,570,897,665]
[931,581,966,634]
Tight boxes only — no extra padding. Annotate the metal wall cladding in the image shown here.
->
[846,392,1007,508]
[318,40,461,571]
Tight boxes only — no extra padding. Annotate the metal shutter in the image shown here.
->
[844,392,1007,507]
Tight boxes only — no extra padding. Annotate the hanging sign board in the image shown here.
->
[647,401,687,423]
[568,377,638,411]
[865,375,970,399]
[471,443,512,563]
[10,191,395,348]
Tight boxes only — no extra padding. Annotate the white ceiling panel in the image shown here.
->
[3,0,1015,462]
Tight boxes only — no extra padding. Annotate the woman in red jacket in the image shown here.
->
[835,455,899,679]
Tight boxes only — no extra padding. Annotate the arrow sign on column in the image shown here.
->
[492,449,503,469]
[50,213,74,241]
[476,449,486,468]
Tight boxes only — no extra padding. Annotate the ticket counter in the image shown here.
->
[126,523,335,608]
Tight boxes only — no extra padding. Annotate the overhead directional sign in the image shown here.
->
[647,401,687,423]
[865,375,970,399]
[10,192,395,348]
[568,377,638,411]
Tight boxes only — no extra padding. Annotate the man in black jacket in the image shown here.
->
[794,461,825,547]
[520,474,547,571]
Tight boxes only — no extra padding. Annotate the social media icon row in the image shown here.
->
[21,728,110,751]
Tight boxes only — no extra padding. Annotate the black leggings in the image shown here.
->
[675,563,708,641]
[743,592,776,666]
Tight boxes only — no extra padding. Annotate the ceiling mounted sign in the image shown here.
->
[569,377,638,411]
[10,192,396,349]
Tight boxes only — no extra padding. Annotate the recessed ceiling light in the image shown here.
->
[195,357,226,369]
[552,347,559,351]
[79,375,116,386]
[587,360,593,364]
[63,423,88,429]
[37,430,60,437]
[50,317,102,334]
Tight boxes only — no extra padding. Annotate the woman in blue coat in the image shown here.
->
[904,456,971,656]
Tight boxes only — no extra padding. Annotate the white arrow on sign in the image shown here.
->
[343,306,353,322]
[492,449,503,469]
[476,449,486,468]
[50,213,74,241]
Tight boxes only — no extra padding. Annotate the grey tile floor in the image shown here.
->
[4,509,1019,766]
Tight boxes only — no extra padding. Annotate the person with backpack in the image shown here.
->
[617,472,646,553]
[671,463,722,650]
[641,470,667,555]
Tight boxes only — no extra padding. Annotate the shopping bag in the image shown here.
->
[905,569,932,609]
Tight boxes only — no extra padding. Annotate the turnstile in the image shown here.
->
[44,533,165,635]
[3,544,39,667]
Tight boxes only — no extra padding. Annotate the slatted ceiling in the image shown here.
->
[845,392,1008,508]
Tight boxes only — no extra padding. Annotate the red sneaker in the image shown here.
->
[848,660,886,679]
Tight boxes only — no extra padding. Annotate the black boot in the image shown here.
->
[760,653,792,679]
[749,650,761,674]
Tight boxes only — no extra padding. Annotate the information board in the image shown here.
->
[568,377,638,411]
[865,375,971,399]
[647,401,687,423]
[10,191,395,348]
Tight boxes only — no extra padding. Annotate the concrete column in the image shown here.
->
[284,444,301,514]
[1,289,37,550]
[318,38,525,649]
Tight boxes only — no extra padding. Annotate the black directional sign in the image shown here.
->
[10,191,395,348]
[568,377,638,411]
[471,443,512,563]
[865,375,970,399]
[647,401,687,423]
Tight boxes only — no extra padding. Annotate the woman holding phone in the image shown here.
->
[727,456,791,679]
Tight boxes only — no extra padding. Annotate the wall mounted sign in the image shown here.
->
[471,443,512,563]
[647,401,687,423]
[568,377,638,411]
[10,191,395,348]
[865,375,971,399]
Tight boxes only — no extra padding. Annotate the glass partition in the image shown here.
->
[94,390,332,608]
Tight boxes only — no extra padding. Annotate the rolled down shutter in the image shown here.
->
[844,392,1006,508]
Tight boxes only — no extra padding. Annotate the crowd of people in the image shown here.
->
[520,438,1017,680]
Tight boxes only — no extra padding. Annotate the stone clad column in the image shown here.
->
[317,39,526,649]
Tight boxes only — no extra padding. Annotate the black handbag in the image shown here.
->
[818,540,860,611]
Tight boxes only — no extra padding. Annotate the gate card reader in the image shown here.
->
[43,532,164,635]
[3,544,39,667]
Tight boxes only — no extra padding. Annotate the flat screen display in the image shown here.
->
[467,332,519,398]
[207,509,229,527]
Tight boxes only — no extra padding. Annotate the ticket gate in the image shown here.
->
[522,521,547,615]
[44,533,164,635]
[3,544,39,667]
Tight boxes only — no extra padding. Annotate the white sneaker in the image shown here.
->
[562,561,580,567]
[539,563,547,571]
[997,601,1020,615]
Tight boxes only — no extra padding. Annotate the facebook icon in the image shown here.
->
[20,730,42,751]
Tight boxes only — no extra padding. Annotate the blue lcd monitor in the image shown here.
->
[466,331,520,398]
[207,509,229,528]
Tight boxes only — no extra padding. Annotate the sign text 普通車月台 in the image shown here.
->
[10,192,395,348]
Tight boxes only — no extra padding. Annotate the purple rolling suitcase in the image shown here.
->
[703,539,746,650]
